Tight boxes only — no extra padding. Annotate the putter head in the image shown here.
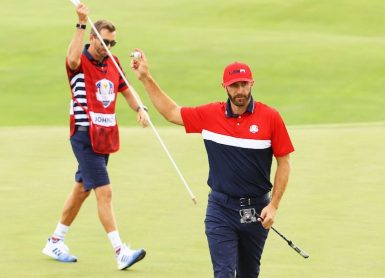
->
[288,241,309,259]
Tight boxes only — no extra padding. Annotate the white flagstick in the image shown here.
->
[68,0,197,204]
[69,0,80,6]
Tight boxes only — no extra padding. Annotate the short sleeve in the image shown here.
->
[181,106,205,133]
[271,111,295,157]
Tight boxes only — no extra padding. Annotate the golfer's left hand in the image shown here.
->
[137,108,149,127]
[259,204,277,229]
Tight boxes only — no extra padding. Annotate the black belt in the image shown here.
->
[76,125,89,131]
[239,197,260,207]
[209,190,270,207]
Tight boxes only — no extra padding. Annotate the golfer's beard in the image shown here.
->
[96,47,108,59]
[228,91,252,107]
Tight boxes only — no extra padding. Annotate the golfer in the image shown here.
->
[131,50,294,277]
[42,3,147,270]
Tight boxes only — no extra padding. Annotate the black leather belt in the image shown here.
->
[209,190,270,207]
[239,197,260,207]
[76,125,89,131]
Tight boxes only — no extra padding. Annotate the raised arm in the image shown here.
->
[130,49,183,126]
[67,3,89,70]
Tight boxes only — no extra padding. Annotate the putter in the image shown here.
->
[257,213,309,259]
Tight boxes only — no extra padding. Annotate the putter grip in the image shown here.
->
[288,241,309,259]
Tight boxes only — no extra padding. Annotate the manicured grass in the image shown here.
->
[0,124,384,277]
[1,0,384,277]
[1,0,385,126]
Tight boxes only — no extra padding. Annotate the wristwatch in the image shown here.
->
[76,23,86,30]
[136,105,148,112]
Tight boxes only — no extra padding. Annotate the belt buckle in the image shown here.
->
[239,208,257,223]
[239,198,250,207]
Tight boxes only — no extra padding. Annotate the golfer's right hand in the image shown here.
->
[258,203,276,229]
[76,3,88,23]
[130,49,150,81]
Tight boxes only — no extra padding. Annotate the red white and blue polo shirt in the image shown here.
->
[181,97,294,198]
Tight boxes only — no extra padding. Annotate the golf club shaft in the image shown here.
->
[270,226,309,258]
[68,0,197,204]
[257,214,309,258]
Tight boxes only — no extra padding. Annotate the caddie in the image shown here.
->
[42,2,148,270]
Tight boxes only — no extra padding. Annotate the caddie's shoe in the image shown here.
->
[116,244,146,270]
[42,237,77,263]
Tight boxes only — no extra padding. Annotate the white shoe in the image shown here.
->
[116,244,146,270]
[42,237,77,262]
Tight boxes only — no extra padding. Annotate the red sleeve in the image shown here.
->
[181,106,204,133]
[271,111,294,157]
[181,103,219,133]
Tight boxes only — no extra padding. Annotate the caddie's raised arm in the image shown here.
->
[130,49,183,126]
[67,3,89,70]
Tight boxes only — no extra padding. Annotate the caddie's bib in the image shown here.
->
[67,50,127,154]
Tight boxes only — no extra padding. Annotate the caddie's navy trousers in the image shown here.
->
[205,191,270,278]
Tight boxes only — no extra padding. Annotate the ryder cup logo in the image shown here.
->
[96,79,115,108]
[249,125,259,133]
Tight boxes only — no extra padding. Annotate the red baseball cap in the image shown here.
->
[222,62,253,87]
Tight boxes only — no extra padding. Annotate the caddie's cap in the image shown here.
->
[222,62,253,87]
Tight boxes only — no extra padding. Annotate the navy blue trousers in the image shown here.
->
[205,191,270,278]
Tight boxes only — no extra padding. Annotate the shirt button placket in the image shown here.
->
[237,115,241,126]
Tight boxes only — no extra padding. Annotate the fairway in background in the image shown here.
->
[1,0,385,126]
[1,0,385,277]
[0,124,384,277]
